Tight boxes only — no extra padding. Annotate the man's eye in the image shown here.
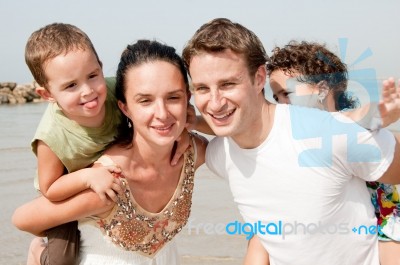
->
[194,86,209,93]
[223,82,235,87]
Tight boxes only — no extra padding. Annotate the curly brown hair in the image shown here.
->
[267,41,358,110]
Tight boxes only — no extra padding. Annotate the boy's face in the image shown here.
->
[189,49,265,140]
[118,60,188,147]
[40,49,107,127]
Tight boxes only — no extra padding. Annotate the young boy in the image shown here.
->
[24,23,190,265]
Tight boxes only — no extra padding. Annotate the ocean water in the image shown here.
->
[0,103,47,264]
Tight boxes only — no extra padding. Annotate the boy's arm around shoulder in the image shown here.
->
[36,140,69,200]
[37,141,122,202]
[37,140,92,201]
[377,133,400,184]
[12,189,113,236]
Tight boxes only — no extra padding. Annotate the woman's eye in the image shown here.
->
[138,99,150,104]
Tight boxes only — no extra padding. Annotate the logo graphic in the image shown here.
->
[186,218,382,240]
[288,38,382,167]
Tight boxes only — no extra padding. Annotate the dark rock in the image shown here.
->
[0,81,42,104]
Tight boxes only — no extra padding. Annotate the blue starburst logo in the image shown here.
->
[289,38,382,167]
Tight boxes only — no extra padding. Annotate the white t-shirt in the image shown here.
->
[206,104,396,265]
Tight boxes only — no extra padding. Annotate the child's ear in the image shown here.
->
[35,87,55,102]
[316,81,329,103]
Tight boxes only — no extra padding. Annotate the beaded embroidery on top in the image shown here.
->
[96,146,195,258]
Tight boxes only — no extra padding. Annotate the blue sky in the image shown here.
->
[1,0,399,130]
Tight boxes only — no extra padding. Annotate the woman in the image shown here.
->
[13,40,207,265]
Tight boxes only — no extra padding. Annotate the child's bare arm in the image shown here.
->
[37,141,122,202]
[12,189,113,236]
[36,140,67,199]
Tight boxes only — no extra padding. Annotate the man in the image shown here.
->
[182,18,400,264]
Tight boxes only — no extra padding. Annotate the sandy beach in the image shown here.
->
[0,103,248,265]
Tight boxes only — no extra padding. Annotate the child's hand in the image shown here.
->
[84,166,122,204]
[379,77,400,128]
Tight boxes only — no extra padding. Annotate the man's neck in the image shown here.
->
[231,101,275,149]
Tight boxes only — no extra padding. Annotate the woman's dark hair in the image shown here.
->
[267,41,358,110]
[114,40,189,147]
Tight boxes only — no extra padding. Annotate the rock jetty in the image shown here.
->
[0,82,43,104]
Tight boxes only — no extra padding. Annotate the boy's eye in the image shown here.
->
[65,83,77,89]
[89,74,98,79]
[273,94,278,102]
